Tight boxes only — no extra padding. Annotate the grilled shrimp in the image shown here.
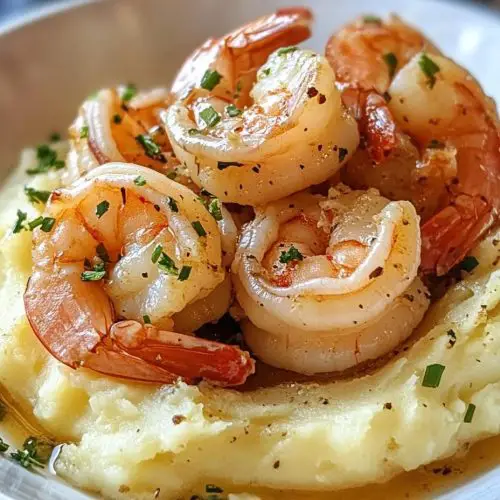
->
[24,163,254,386]
[232,184,429,374]
[164,46,359,205]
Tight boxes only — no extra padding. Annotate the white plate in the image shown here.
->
[1,0,500,498]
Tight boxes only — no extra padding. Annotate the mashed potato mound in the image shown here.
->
[1,148,500,499]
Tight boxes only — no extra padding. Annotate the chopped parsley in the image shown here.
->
[81,262,106,281]
[338,147,349,162]
[121,83,137,102]
[167,196,179,212]
[136,134,166,162]
[24,186,51,204]
[39,217,55,232]
[459,255,479,272]
[27,216,44,231]
[95,200,110,218]
[13,210,27,233]
[226,104,242,117]
[49,132,61,142]
[208,198,223,221]
[143,314,152,324]
[464,403,476,423]
[166,171,177,180]
[80,126,89,139]
[382,52,398,78]
[277,46,298,56]
[447,329,457,348]
[192,220,207,237]
[112,114,122,124]
[199,106,221,128]
[26,144,65,175]
[363,15,382,24]
[422,363,445,388]
[428,139,445,149]
[178,265,192,281]
[10,437,54,470]
[134,175,146,186]
[200,69,222,91]
[96,242,110,263]
[151,244,163,264]
[279,245,304,264]
[217,160,244,170]
[261,68,271,77]
[0,438,8,453]
[418,54,440,89]
[157,252,179,275]
[206,484,224,494]
[188,128,201,136]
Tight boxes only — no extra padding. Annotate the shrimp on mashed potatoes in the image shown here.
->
[23,163,254,386]
[232,184,430,373]
[163,10,359,205]
[327,16,500,276]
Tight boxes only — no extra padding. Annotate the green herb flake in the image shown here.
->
[121,83,137,102]
[134,175,146,186]
[40,217,55,232]
[13,210,28,234]
[277,46,298,56]
[464,403,476,423]
[81,262,106,282]
[447,329,457,348]
[167,196,179,212]
[0,438,8,453]
[96,242,110,263]
[151,244,163,264]
[206,484,224,494]
[422,363,445,388]
[262,68,271,77]
[143,314,152,324]
[157,252,179,275]
[136,134,166,162]
[226,104,242,117]
[363,15,382,24]
[217,160,244,170]
[28,216,44,231]
[26,144,65,175]
[199,106,221,128]
[178,265,192,281]
[96,200,110,218]
[279,245,304,264]
[192,221,207,237]
[112,114,122,124]
[208,198,223,221]
[49,132,61,142]
[460,255,479,273]
[338,147,349,163]
[24,186,51,204]
[23,437,54,464]
[80,126,89,139]
[200,69,223,91]
[382,52,398,78]
[418,54,440,89]
[166,171,177,180]
[188,128,201,136]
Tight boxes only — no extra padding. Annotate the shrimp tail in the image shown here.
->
[420,194,495,275]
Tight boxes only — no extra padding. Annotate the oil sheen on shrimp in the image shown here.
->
[164,48,359,205]
[24,163,254,386]
[232,184,429,374]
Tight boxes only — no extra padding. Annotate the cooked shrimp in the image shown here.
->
[232,184,429,374]
[170,7,313,108]
[164,47,359,205]
[24,163,254,386]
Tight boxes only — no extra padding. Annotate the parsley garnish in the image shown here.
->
[192,221,207,237]
[261,68,271,77]
[157,252,179,275]
[208,198,223,221]
[134,175,146,186]
[178,265,192,281]
[49,132,61,142]
[279,245,304,264]
[80,126,89,139]
[26,144,65,175]
[96,200,110,218]
[338,147,349,162]
[464,403,476,423]
[217,161,244,170]
[460,255,479,272]
[143,314,152,324]
[166,171,177,180]
[447,329,457,348]
[24,186,51,204]
[418,54,440,89]
[226,104,242,117]
[10,436,54,470]
[382,52,398,78]
[13,210,27,233]
[121,83,137,102]
[0,438,8,453]
[422,363,445,388]
[40,217,55,232]
[81,262,106,281]
[151,244,163,263]
[112,114,122,124]
[167,197,179,212]
[363,15,382,24]
[188,128,201,136]
[277,46,298,56]
[96,242,110,263]
[206,484,224,494]
[136,134,166,162]
[200,69,223,91]
[200,106,221,128]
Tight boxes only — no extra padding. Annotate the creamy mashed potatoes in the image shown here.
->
[1,148,500,499]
